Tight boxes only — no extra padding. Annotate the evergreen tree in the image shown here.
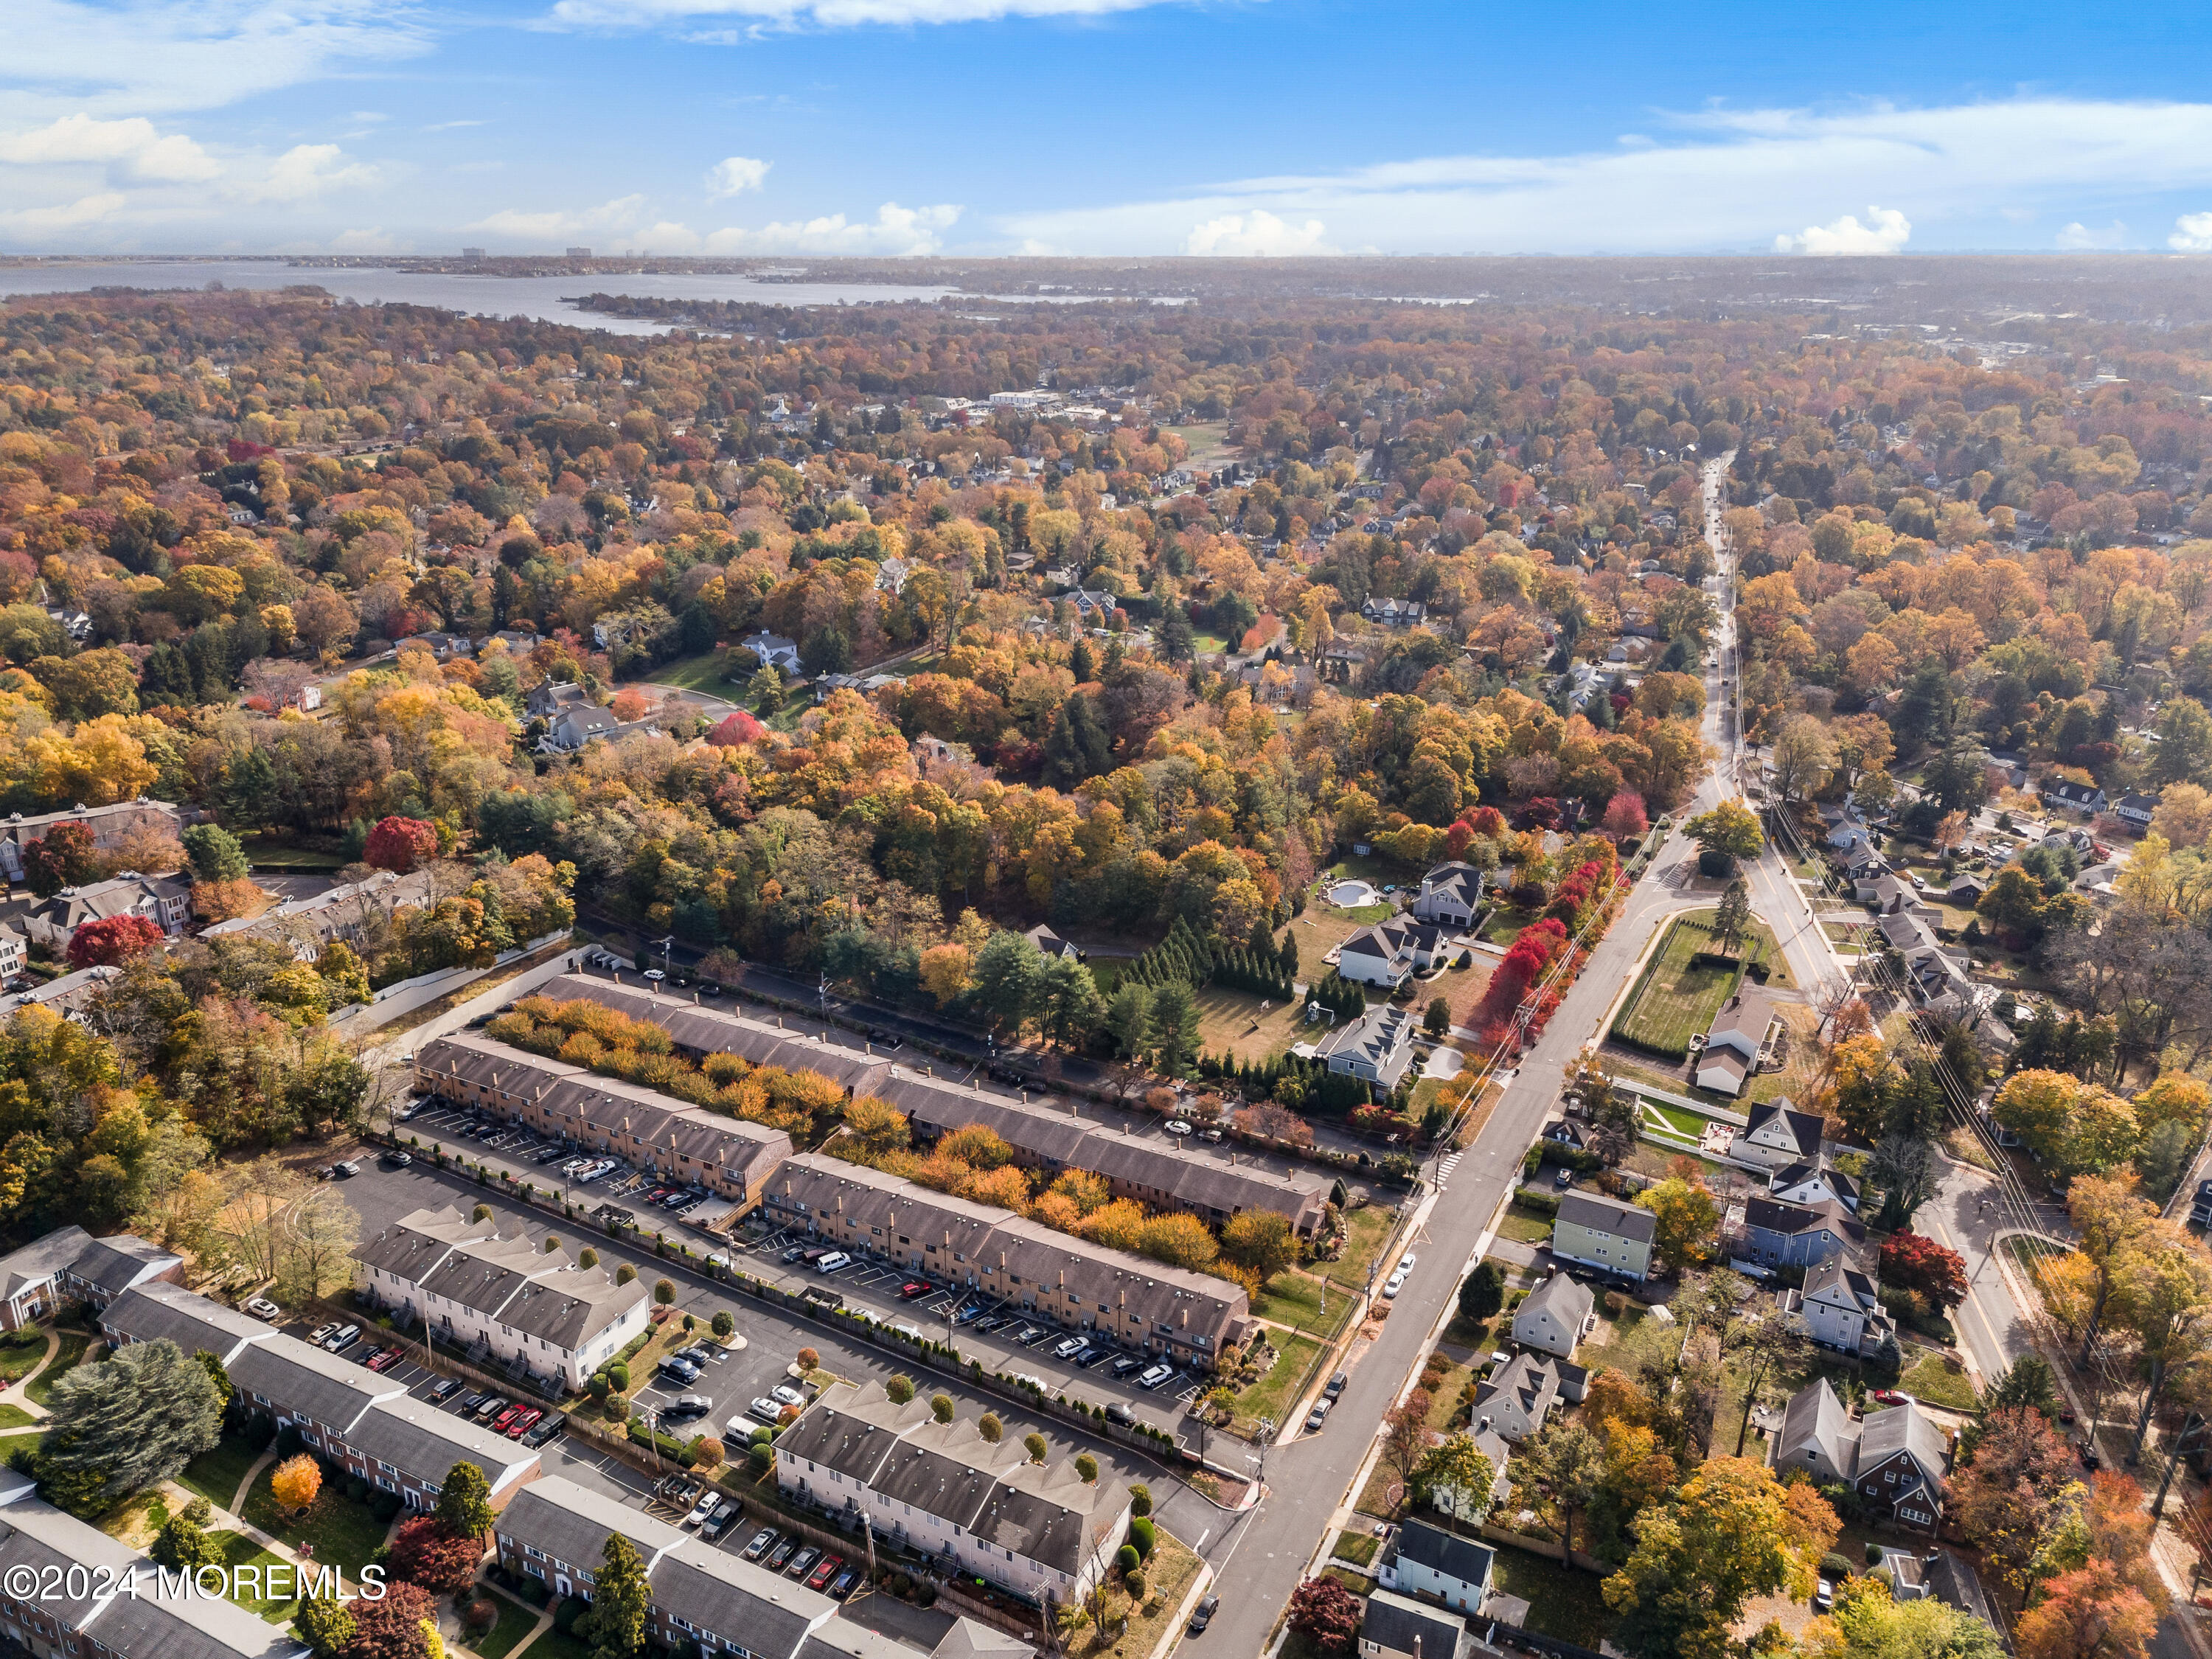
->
[578,1533,652,1659]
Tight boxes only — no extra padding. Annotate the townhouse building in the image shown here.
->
[764,1155,1250,1370]
[0,1466,309,1659]
[776,1381,1129,1604]
[883,1072,1331,1237]
[353,1205,649,1389]
[1548,1190,1655,1282]
[0,1225,181,1332]
[416,1034,796,1211]
[493,1475,978,1659]
[0,800,184,887]
[20,872,194,953]
[102,1284,544,1516]
[537,973,898,1096]
[202,869,437,957]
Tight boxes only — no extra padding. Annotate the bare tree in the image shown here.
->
[223,1158,309,1284]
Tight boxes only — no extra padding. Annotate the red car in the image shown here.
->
[899,1282,930,1299]
[367,1349,403,1372]
[492,1405,523,1433]
[507,1408,542,1439]
[807,1555,844,1593]
[1871,1389,1913,1407]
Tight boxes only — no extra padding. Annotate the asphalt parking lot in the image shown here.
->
[389,1107,1216,1422]
[333,1158,1232,1551]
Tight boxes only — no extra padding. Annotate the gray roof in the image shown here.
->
[1805,1255,1880,1311]
[498,1474,688,1572]
[229,1332,405,1432]
[1554,1189,1656,1244]
[67,1232,182,1294]
[102,1281,272,1364]
[1744,1101,1823,1156]
[341,1393,538,1493]
[927,1618,1035,1659]
[1776,1377,1859,1472]
[1361,1588,1466,1659]
[1926,1550,1995,1626]
[1744,1195,1863,1243]
[655,1537,832,1659]
[1472,1352,1559,1427]
[776,1387,932,1485]
[1393,1517,1495,1589]
[0,1225,92,1299]
[1516,1271,1593,1329]
[92,1572,310,1659]
[1859,1399,1947,1478]
[1316,1002,1415,1067]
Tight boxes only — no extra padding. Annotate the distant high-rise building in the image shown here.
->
[461,246,486,260]
[566,246,591,259]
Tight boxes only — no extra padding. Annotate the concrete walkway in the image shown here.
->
[0,1328,59,1421]
[154,1477,359,1593]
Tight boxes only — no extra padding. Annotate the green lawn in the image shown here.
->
[212,1531,305,1623]
[1641,1099,1708,1138]
[0,1330,46,1385]
[1495,1203,1555,1245]
[1333,1528,1381,1568]
[1331,902,1394,923]
[649,650,740,695]
[518,1624,596,1659]
[0,1405,35,1430]
[179,1436,265,1512]
[1231,1334,1324,1431]
[1611,912,1782,1059]
[1488,1543,1617,1648]
[240,1467,389,1583]
[1479,906,1541,947]
[1897,1350,1979,1411]
[25,1333,90,1408]
[473,1593,542,1659]
[1325,1205,1399,1292]
[243,845,347,871]
[1251,1271,1329,1330]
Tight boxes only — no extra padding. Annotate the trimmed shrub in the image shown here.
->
[1116,1545,1141,1574]
[1129,1516,1156,1559]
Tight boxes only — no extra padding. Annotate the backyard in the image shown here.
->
[1489,1545,1618,1649]
[1066,1531,1202,1659]
[239,1462,389,1584]
[179,1434,265,1511]
[1251,1270,1348,1339]
[1193,984,1306,1065]
[1610,911,1787,1059]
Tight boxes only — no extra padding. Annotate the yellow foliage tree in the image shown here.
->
[270,1453,321,1512]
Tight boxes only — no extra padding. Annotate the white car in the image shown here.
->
[1395,1253,1416,1273]
[1382,1273,1406,1300]
[684,1489,719,1526]
[815,1252,851,1273]
[1053,1336,1086,1360]
[769,1385,806,1408]
[324,1323,359,1352]
[1164,1119,1192,1135]
[745,1397,785,1424]
[1135,1363,1175,1390]
[245,1297,281,1321]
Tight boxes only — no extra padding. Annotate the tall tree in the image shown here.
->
[2066,1175,2164,1369]
[434,1459,495,1541]
[39,1338,220,1511]
[2107,1236,2212,1457]
[579,1532,652,1659]
[1525,1422,1606,1567]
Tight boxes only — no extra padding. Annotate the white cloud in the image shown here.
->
[0,114,220,181]
[467,194,650,239]
[0,192,128,233]
[705,155,770,198]
[332,226,400,251]
[1002,97,2212,256]
[543,0,1184,32]
[251,142,378,201]
[3,0,433,118]
[2171,211,2212,251]
[2057,219,2128,249]
[701,200,959,254]
[1183,209,1332,257]
[1774,205,1910,255]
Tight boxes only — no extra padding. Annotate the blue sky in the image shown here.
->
[10,0,2212,256]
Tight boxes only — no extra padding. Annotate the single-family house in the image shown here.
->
[1773,1376,1859,1485]
[1793,1256,1893,1357]
[1379,1519,1495,1615]
[1470,1352,1562,1443]
[1362,597,1427,627]
[1512,1271,1594,1360]
[1317,1004,1418,1092]
[1359,1589,1471,1659]
[1728,1099,1822,1169]
[2114,792,2161,831]
[1408,862,1485,928]
[1739,1195,1865,1270]
[1769,1162,1858,1212]
[1335,918,1467,989]
[741,632,801,674]
[2043,779,2108,815]
[1549,1191,1655,1282]
[1698,991,1779,1099]
[1768,1378,1945,1530]
[1023,925,1081,961]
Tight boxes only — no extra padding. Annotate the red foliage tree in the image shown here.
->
[1601,791,1649,841]
[1879,1229,1969,1313]
[706,711,765,747]
[1522,796,1562,830]
[1467,917,1569,1038]
[24,821,97,898]
[341,1579,440,1659]
[386,1514,484,1594]
[362,816,440,874]
[1287,1578,1363,1656]
[1441,819,1475,860]
[66,913,164,969]
[1466,806,1508,839]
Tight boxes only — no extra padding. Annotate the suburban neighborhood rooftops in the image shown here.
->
[228,1332,405,1432]
[498,1474,689,1573]
[1517,1270,1593,1327]
[655,1539,834,1659]
[101,1280,272,1363]
[1391,1517,1495,1587]
[1554,1189,1657,1242]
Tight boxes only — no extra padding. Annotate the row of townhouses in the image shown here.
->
[764,1155,1251,1370]
[0,1225,184,1332]
[494,1474,1030,1659]
[202,869,437,958]
[352,1206,651,1390]
[101,1281,540,1514]
[775,1380,1127,1602]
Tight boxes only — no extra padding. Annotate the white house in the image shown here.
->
[1699,990,1778,1098]
[1792,1256,1893,1357]
[741,632,801,674]
[1408,862,1485,928]
[1335,918,1467,989]
[1379,1519,1495,1615]
[1469,1352,1584,1442]
[1769,1161,1858,1211]
[1512,1271,1594,1360]
[1316,1004,1418,1091]
[353,1206,650,1389]
[1728,1099,1823,1169]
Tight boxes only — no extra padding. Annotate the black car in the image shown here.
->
[1189,1596,1220,1635]
[426,1377,465,1403]
[458,1391,487,1413]
[866,1028,902,1051]
[523,1413,566,1447]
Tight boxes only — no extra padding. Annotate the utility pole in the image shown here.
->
[2153,1413,2205,1520]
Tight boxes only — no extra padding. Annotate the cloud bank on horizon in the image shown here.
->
[5,0,2212,258]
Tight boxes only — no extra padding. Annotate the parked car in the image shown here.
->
[1136,1363,1175,1390]
[1104,1402,1134,1427]
[785,1547,820,1581]
[899,1281,931,1298]
[769,1385,805,1408]
[427,1377,464,1403]
[474,1396,508,1422]
[324,1324,359,1352]
[1382,1275,1405,1299]
[1325,1371,1349,1399]
[1305,1400,1331,1431]
[1164,1119,1192,1135]
[702,1500,740,1542]
[1554,1166,1576,1189]
[1395,1253,1417,1273]
[866,1029,902,1051]
[307,1323,338,1346]
[492,1405,523,1433]
[745,1398,784,1425]
[815,1252,851,1273]
[781,1246,809,1264]
[1871,1389,1914,1407]
[766,1538,799,1571]
[684,1489,720,1528]
[658,1357,702,1384]
[664,1394,712,1420]
[379,1151,412,1169]
[246,1298,281,1321]
[507,1409,542,1439]
[1110,1354,1144,1377]
[1189,1595,1220,1635]
[675,1345,716,1366]
[333,1160,359,1178]
[1813,1580,1834,1614]
[523,1413,566,1448]
[1074,1346,1108,1368]
[1197,1127,1224,1143]
[829,1566,858,1600]
[1053,1335,1086,1360]
[807,1556,843,1592]
[742,1529,776,1562]
[458,1392,487,1415]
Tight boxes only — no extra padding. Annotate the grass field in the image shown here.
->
[1193,984,1305,1064]
[25,1332,89,1408]
[240,1467,387,1584]
[1495,1202,1556,1245]
[473,1593,542,1659]
[0,1405,35,1431]
[650,649,740,695]
[1480,905,1542,947]
[1489,1544,1618,1648]
[1325,1205,1399,1292]
[1065,1531,1201,1659]
[1896,1349,1979,1411]
[0,1329,45,1385]
[212,1531,302,1623]
[1333,1528,1380,1568]
[179,1436,265,1512]
[1231,1334,1324,1430]
[1251,1270,1328,1328]
[1612,912,1778,1058]
[1641,1100,1709,1138]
